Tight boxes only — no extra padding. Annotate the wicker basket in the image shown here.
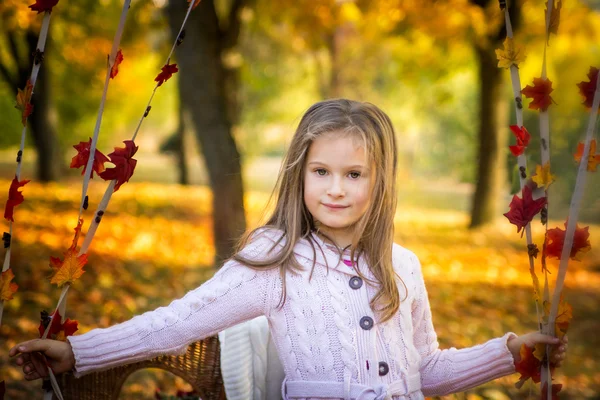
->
[57,336,226,400]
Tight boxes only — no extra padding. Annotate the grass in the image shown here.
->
[0,163,598,399]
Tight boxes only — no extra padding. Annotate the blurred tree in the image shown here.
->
[0,1,61,181]
[468,0,521,228]
[160,105,190,185]
[394,0,520,227]
[166,0,248,265]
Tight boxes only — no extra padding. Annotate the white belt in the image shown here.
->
[282,373,421,400]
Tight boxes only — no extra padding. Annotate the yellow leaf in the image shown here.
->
[49,248,88,287]
[532,162,555,190]
[533,342,546,362]
[339,2,362,23]
[0,269,18,301]
[495,37,526,69]
[544,298,573,338]
[14,80,34,127]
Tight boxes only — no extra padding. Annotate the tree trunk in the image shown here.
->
[469,45,509,228]
[175,104,189,185]
[27,32,61,182]
[167,0,247,265]
[468,0,521,228]
[0,30,60,182]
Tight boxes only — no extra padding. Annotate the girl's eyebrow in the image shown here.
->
[307,161,367,170]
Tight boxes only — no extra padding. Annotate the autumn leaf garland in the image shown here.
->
[497,1,598,398]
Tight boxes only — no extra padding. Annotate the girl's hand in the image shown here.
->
[507,332,569,367]
[9,339,75,380]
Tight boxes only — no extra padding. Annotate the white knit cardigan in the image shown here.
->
[68,229,516,399]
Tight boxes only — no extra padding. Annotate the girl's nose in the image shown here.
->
[327,177,345,197]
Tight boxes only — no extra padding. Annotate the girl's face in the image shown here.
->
[303,132,374,246]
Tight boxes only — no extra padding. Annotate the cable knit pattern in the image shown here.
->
[325,264,359,383]
[68,228,517,399]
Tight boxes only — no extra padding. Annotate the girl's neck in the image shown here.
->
[313,229,353,251]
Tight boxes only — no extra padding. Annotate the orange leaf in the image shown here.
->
[29,0,59,13]
[15,80,34,126]
[49,219,87,287]
[4,176,31,222]
[110,49,124,79]
[546,222,591,261]
[577,67,599,112]
[49,247,88,287]
[522,77,555,111]
[187,0,201,9]
[574,139,600,172]
[70,138,110,178]
[38,309,78,340]
[155,63,179,87]
[99,140,138,191]
[71,218,83,249]
[0,269,18,301]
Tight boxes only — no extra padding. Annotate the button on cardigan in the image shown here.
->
[68,228,517,399]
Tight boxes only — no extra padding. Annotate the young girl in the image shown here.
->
[11,99,567,399]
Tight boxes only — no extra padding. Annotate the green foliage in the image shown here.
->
[0,84,24,148]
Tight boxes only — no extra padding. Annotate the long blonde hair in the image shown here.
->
[233,99,402,323]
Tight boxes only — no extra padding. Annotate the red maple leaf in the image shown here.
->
[38,309,78,341]
[504,186,547,236]
[110,49,124,79]
[509,125,531,156]
[522,77,556,111]
[155,63,179,86]
[29,0,59,13]
[577,66,599,111]
[541,383,563,400]
[515,344,542,386]
[546,222,591,261]
[99,140,139,191]
[4,176,31,222]
[70,138,110,178]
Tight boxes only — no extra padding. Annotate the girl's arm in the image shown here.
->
[408,253,561,397]
[11,236,279,379]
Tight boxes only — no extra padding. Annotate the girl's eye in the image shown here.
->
[349,171,361,179]
[316,168,327,176]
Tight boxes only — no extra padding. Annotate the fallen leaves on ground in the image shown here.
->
[0,180,598,398]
